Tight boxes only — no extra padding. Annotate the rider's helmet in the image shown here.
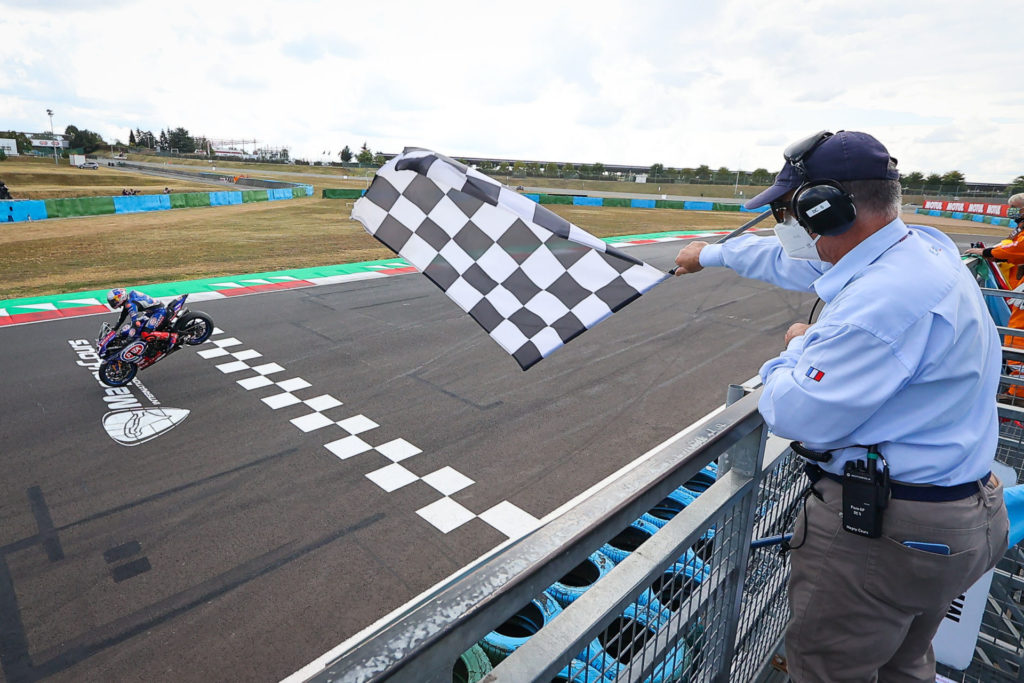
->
[107,287,128,308]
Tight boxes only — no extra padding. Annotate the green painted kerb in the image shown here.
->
[0,259,409,312]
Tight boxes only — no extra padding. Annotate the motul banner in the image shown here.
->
[921,200,1007,217]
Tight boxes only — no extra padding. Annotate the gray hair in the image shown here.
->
[1009,193,1024,208]
[846,175,902,223]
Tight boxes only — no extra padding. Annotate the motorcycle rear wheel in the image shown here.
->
[174,311,214,345]
[99,360,138,387]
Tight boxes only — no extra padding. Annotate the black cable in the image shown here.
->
[806,297,823,325]
[780,486,813,555]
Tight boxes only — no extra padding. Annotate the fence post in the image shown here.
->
[714,410,768,682]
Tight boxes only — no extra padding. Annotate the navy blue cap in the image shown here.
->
[745,131,899,209]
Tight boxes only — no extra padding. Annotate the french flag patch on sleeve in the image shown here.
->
[806,367,825,382]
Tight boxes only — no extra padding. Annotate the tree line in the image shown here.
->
[128,127,211,155]
[329,142,385,166]
[325,149,1022,192]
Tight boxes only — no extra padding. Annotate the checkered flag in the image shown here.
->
[351,148,669,369]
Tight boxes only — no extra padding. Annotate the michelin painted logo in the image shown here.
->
[68,338,190,446]
[102,407,190,446]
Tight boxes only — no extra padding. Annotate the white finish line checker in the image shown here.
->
[196,327,540,538]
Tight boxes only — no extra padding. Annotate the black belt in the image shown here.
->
[805,464,990,502]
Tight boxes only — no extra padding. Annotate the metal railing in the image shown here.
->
[937,262,1024,681]
[299,377,811,683]
[298,258,1024,683]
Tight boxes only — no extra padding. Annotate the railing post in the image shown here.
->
[714,412,768,682]
[726,383,746,407]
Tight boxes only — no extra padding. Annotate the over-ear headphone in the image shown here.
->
[792,179,857,236]
[783,131,858,236]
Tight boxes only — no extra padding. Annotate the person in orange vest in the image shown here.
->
[966,193,1024,399]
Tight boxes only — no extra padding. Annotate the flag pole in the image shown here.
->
[710,208,772,245]
[668,208,772,274]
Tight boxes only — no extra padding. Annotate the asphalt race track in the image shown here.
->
[0,235,983,682]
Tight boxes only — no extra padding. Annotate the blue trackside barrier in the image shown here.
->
[210,191,243,206]
[973,214,986,222]
[3,169,311,223]
[2,200,48,223]
[630,198,656,209]
[113,194,172,214]
[952,211,965,219]
[929,209,942,216]
[523,194,540,203]
[572,196,603,206]
[740,205,761,212]
[684,201,714,211]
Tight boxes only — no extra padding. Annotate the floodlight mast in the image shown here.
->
[46,108,58,165]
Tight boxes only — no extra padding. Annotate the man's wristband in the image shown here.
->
[983,247,994,259]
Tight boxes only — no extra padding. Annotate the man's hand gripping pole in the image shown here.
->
[668,209,772,275]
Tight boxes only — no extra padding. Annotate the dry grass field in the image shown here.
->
[0,156,1009,299]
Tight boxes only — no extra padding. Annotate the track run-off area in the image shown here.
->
[0,223,996,682]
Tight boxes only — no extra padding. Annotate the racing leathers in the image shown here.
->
[114,290,177,349]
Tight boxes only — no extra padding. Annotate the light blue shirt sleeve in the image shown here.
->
[758,322,912,447]
[698,234,827,292]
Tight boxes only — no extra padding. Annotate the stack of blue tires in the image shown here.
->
[459,462,719,682]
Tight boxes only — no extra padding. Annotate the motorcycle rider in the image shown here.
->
[107,287,178,351]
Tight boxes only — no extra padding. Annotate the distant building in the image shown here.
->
[0,138,18,156]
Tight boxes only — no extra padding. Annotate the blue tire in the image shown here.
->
[645,488,698,527]
[478,590,562,664]
[548,551,616,607]
[668,486,716,562]
[683,463,718,494]
[648,561,710,613]
[600,517,661,564]
[635,513,704,571]
[553,659,606,683]
[575,604,690,682]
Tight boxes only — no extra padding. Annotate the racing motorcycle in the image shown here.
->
[96,294,214,387]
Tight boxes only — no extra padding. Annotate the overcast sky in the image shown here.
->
[1,0,1020,182]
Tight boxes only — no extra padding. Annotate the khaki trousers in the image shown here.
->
[785,473,1008,683]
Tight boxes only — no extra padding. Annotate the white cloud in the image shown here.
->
[0,0,1019,181]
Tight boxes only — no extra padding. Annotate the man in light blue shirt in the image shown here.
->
[674,131,1008,682]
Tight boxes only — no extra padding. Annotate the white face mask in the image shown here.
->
[774,216,822,261]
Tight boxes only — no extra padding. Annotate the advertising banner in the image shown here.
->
[921,199,1007,216]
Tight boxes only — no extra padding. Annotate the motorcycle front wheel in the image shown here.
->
[99,360,138,387]
[174,311,214,345]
